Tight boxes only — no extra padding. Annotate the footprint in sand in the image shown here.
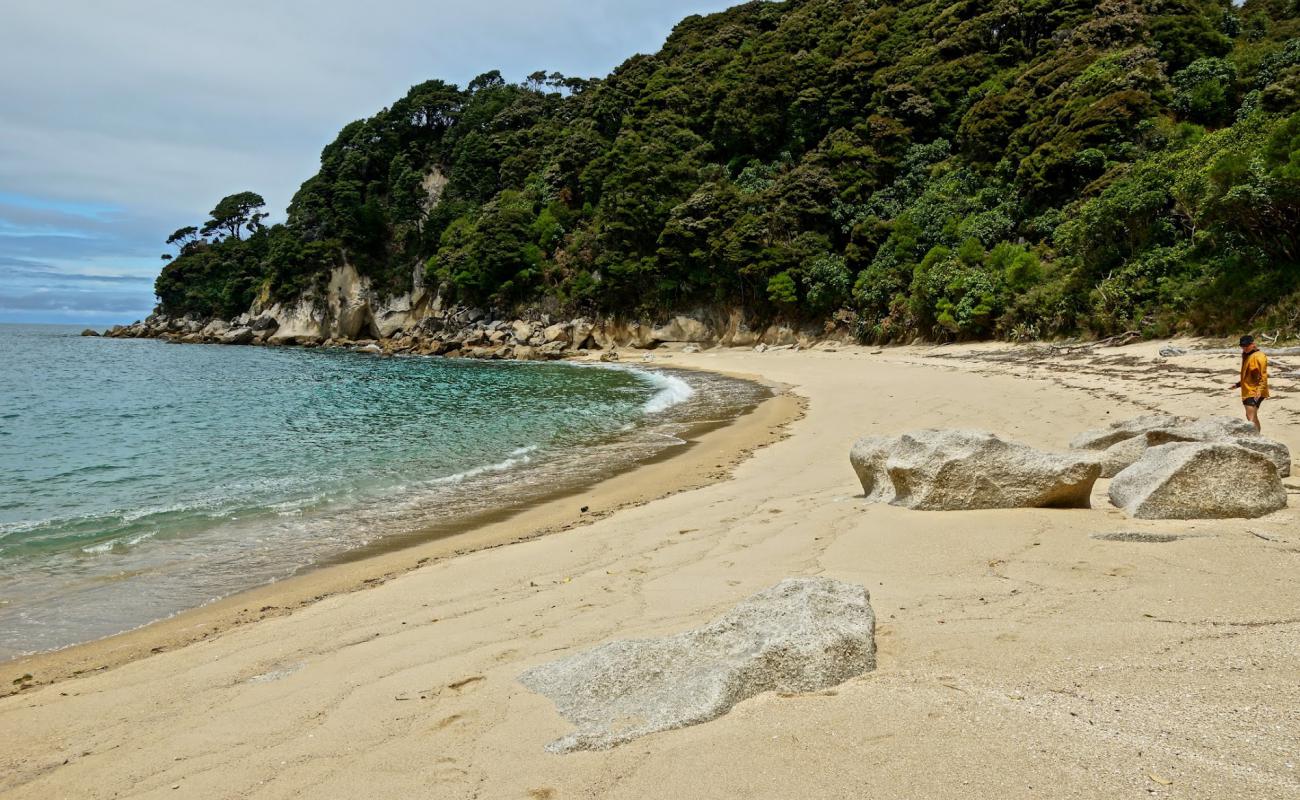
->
[447,675,485,693]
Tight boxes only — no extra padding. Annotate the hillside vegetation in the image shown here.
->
[155,0,1300,341]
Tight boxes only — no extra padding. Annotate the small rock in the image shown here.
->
[80,329,100,337]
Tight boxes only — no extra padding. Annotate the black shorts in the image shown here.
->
[1244,397,1266,408]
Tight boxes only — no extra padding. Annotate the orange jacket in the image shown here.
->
[1241,348,1269,400]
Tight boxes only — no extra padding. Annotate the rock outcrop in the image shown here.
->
[100,288,857,360]
[1074,416,1291,477]
[1109,442,1288,519]
[519,577,875,753]
[851,430,1102,510]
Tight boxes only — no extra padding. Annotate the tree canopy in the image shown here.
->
[156,0,1300,341]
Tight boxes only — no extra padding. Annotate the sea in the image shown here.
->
[0,323,767,660]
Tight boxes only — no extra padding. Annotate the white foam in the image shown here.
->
[430,445,539,486]
[639,371,696,414]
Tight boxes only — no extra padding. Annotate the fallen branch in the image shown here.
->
[1097,330,1141,348]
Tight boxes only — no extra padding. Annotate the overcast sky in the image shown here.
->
[0,0,738,325]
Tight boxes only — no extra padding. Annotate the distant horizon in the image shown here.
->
[0,0,738,326]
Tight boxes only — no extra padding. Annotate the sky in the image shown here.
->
[0,0,739,325]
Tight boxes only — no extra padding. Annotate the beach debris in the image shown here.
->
[1109,443,1287,519]
[850,430,1102,510]
[1072,415,1291,478]
[1158,346,1187,357]
[518,577,875,753]
[1090,532,1188,543]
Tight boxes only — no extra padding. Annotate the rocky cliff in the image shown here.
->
[103,265,843,359]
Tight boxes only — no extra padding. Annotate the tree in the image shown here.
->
[166,225,200,251]
[201,192,267,241]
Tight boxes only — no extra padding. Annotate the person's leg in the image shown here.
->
[1245,401,1261,433]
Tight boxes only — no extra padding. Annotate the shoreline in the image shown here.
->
[3,358,803,692]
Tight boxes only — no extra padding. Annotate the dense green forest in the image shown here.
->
[155,0,1300,341]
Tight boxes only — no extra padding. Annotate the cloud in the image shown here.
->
[0,288,154,314]
[0,0,738,324]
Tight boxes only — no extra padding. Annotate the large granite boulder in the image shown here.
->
[1076,416,1291,478]
[1109,442,1287,519]
[1069,415,1184,451]
[519,577,875,753]
[850,430,1102,510]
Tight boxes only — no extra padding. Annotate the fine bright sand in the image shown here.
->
[1,341,1298,799]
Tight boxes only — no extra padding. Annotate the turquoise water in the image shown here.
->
[0,324,766,658]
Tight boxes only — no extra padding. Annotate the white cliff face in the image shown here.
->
[258,263,433,344]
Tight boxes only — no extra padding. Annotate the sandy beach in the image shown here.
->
[2,340,1298,799]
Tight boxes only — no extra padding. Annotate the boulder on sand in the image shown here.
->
[1069,415,1184,451]
[518,577,875,753]
[1076,415,1291,478]
[850,430,1102,510]
[1109,442,1287,519]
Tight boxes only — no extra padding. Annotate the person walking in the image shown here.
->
[1232,335,1269,432]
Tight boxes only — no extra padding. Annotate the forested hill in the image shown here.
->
[155,0,1300,341]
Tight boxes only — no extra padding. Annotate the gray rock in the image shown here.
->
[80,329,100,337]
[250,315,279,332]
[220,328,255,345]
[510,320,534,343]
[1109,442,1287,519]
[850,430,1102,510]
[1084,416,1290,478]
[571,319,595,349]
[1159,346,1188,357]
[519,577,875,753]
[200,319,230,338]
[1070,415,1184,451]
[650,315,714,344]
[599,351,620,363]
[543,322,571,344]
